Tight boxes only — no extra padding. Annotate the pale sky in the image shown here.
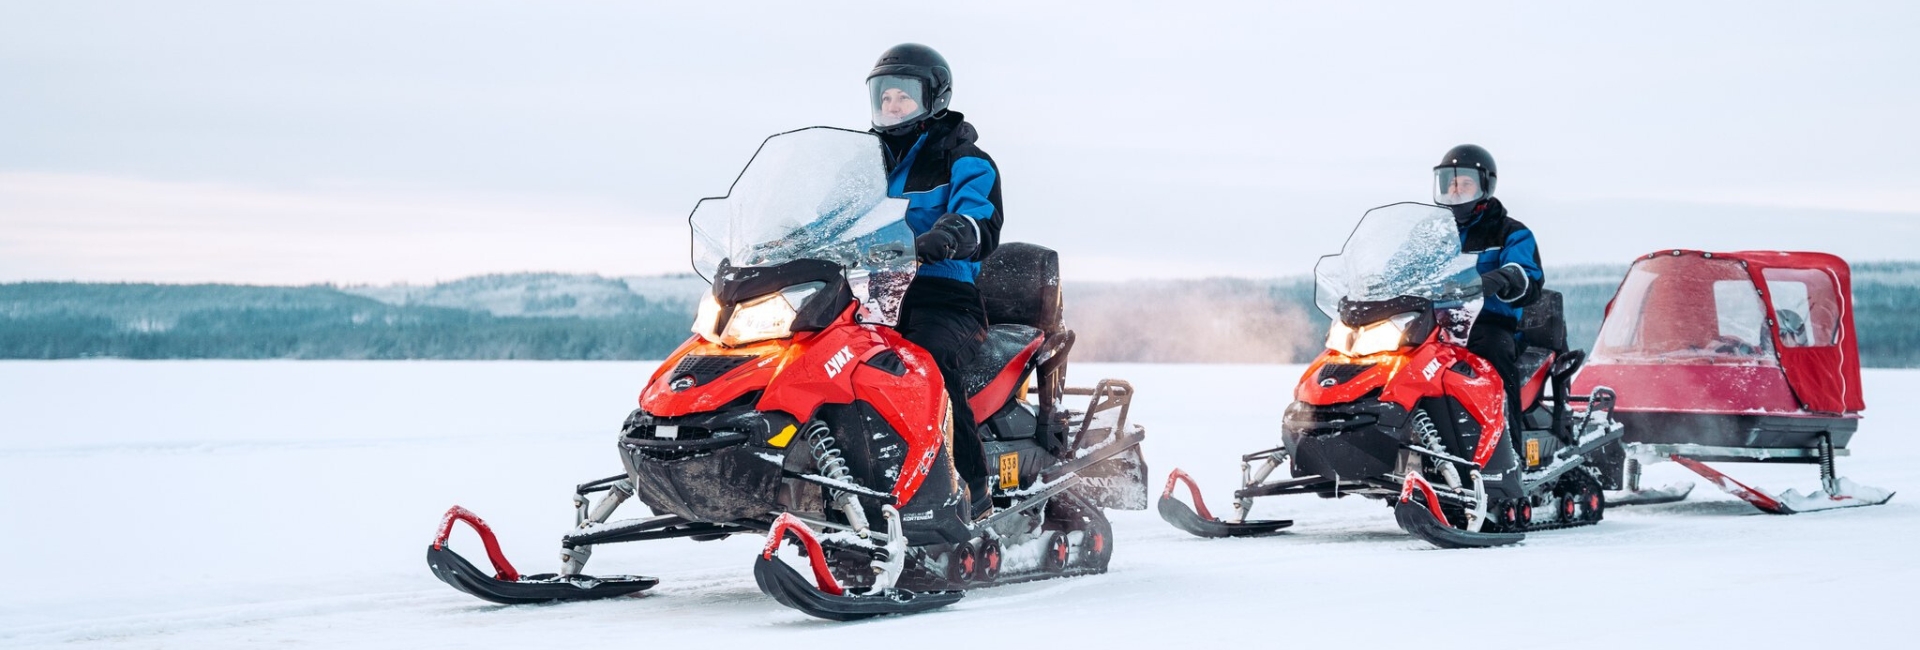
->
[2,1,1916,284]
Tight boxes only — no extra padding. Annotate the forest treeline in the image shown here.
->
[5,264,1919,366]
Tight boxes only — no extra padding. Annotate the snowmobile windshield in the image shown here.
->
[689,127,916,324]
[1314,202,1482,319]
[869,75,928,130]
[1434,167,1489,206]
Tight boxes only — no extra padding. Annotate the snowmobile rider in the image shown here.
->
[1435,144,1543,442]
[867,43,1005,517]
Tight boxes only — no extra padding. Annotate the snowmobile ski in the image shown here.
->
[1392,501,1524,549]
[753,514,963,621]
[1671,455,1894,514]
[1393,478,1524,549]
[1157,469,1293,538]
[427,506,657,605]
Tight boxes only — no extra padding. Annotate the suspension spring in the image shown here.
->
[804,420,871,535]
[1414,412,1462,489]
[805,421,854,491]
[1817,433,1839,494]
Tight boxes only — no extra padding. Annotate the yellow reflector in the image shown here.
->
[768,424,798,448]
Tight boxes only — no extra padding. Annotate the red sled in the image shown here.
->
[1575,250,1892,513]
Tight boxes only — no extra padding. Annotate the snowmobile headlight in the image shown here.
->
[1326,311,1422,357]
[695,282,825,347]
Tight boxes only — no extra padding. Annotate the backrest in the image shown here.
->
[976,242,1064,335]
[1520,289,1568,353]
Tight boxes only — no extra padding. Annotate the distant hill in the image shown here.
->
[0,276,692,360]
[339,272,707,318]
[6,264,1920,366]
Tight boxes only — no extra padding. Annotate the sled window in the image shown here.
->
[1711,280,1770,353]
[1762,268,1841,347]
[1594,255,1775,364]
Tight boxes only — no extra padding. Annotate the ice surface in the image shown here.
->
[1,361,1914,648]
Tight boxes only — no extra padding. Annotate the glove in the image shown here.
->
[914,213,979,263]
[1480,264,1529,302]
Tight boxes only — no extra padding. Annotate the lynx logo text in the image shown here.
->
[824,346,856,379]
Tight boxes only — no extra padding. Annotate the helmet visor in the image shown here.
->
[869,75,928,129]
[1434,167,1489,206]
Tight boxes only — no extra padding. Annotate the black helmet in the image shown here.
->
[1434,144,1497,207]
[867,43,952,136]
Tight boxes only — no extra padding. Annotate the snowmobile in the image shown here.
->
[1159,202,1623,548]
[1575,250,1892,514]
[426,126,1149,620]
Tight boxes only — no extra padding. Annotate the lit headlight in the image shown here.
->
[692,282,824,347]
[1325,311,1421,357]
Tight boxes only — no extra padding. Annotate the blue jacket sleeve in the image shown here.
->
[945,156,1002,261]
[1498,227,1545,307]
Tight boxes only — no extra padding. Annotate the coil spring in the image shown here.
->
[1413,410,1463,489]
[804,421,853,493]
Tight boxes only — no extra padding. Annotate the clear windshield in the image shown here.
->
[1314,202,1482,318]
[689,127,916,324]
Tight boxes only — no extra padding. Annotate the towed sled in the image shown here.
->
[1576,250,1891,514]
[426,127,1148,620]
[1161,203,1622,549]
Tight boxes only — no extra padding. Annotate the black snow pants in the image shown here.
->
[895,276,991,508]
[1467,317,1524,449]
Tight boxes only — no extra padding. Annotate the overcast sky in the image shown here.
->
[3,1,1916,284]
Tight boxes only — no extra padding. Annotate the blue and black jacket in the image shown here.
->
[879,111,1004,284]
[1457,198,1544,329]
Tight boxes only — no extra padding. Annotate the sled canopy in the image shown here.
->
[1576,250,1863,417]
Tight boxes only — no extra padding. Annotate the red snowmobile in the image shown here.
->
[425,127,1148,620]
[1160,202,1624,548]
[1577,250,1891,514]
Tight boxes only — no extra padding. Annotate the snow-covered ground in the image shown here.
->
[2,361,1912,648]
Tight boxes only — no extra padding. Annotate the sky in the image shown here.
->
[2,1,1917,285]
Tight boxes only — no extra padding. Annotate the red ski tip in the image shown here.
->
[1162,469,1216,520]
[432,505,521,582]
[761,513,845,596]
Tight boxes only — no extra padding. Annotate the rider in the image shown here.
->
[1435,144,1544,446]
[867,43,1005,517]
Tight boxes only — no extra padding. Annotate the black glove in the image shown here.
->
[914,213,980,263]
[1480,264,1529,302]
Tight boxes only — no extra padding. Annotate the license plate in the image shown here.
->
[998,452,1020,489]
[656,425,679,440]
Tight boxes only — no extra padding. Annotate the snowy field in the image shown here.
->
[2,361,1913,649]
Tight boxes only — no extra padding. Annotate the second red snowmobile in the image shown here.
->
[425,127,1148,619]
[1160,202,1624,548]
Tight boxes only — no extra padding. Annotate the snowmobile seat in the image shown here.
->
[973,242,1074,448]
[957,324,1044,423]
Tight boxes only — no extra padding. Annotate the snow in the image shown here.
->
[2,361,1915,648]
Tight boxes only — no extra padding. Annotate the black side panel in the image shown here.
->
[816,402,910,521]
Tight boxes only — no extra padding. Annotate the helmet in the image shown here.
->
[1434,144,1497,206]
[867,43,952,136]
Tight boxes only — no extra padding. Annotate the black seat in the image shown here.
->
[956,324,1043,398]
